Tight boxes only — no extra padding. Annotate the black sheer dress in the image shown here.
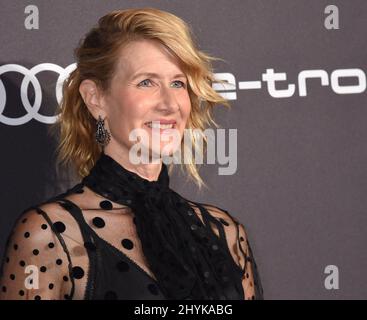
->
[0,152,263,300]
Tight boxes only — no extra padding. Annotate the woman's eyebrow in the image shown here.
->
[130,72,186,80]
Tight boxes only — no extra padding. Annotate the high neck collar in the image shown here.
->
[100,152,169,187]
[81,151,170,204]
[79,151,244,300]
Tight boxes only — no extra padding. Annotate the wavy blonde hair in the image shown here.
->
[49,7,230,189]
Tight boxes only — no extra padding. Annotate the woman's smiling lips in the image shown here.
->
[144,120,177,133]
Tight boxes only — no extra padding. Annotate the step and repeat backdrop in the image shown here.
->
[0,0,366,299]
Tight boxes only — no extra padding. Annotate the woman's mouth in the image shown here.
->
[145,122,175,129]
[144,121,177,133]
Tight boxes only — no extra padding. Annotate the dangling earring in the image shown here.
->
[95,115,111,147]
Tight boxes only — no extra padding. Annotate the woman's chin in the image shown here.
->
[152,145,176,158]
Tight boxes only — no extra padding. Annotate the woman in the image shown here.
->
[0,8,263,300]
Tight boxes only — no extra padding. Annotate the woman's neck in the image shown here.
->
[103,148,163,182]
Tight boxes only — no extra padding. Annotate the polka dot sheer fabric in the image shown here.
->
[0,153,263,300]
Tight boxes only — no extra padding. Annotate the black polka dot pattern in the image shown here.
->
[0,159,262,301]
[99,200,113,210]
[92,217,105,228]
[121,239,134,250]
[53,221,66,233]
[71,266,85,279]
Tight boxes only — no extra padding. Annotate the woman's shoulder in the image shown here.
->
[0,200,76,300]
[7,184,89,251]
[9,182,130,243]
[17,181,98,225]
[18,193,77,224]
[7,202,73,247]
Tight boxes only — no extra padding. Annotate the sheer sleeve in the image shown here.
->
[0,206,73,300]
[201,204,264,300]
[234,221,264,300]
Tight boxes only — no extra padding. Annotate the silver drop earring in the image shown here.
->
[95,115,111,147]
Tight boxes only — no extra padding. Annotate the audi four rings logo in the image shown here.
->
[0,63,366,125]
[0,63,76,126]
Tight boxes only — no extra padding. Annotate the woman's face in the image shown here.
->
[99,39,191,162]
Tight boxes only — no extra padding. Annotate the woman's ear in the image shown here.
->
[79,79,106,120]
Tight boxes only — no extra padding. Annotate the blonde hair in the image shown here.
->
[49,7,230,189]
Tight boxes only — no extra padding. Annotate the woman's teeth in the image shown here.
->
[145,122,174,129]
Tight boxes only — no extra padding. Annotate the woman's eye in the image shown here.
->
[138,79,153,87]
[171,80,186,88]
[138,79,186,88]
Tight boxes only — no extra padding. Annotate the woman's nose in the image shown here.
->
[156,85,180,112]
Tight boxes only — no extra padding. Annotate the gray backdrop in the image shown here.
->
[0,0,366,299]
